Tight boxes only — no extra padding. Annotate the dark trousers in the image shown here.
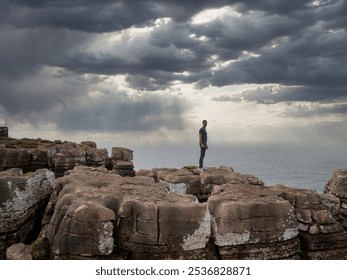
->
[199,146,207,168]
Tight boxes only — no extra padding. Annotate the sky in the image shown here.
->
[1,0,347,149]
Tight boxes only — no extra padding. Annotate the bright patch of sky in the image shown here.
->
[1,0,347,148]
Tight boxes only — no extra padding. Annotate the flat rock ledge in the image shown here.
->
[4,165,347,260]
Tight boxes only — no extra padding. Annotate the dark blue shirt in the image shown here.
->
[199,127,207,145]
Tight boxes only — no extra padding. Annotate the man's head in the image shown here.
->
[202,120,207,127]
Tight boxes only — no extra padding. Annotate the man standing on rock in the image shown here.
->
[199,120,208,170]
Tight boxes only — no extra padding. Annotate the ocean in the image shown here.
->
[130,144,347,193]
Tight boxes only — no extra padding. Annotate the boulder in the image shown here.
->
[200,166,265,186]
[325,169,347,200]
[111,147,135,177]
[209,184,300,259]
[325,169,347,231]
[320,193,340,216]
[6,243,32,260]
[112,147,133,161]
[50,201,116,256]
[81,141,97,149]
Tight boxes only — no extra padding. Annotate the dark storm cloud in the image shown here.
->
[1,0,347,131]
[58,20,212,82]
[1,0,231,33]
[0,26,90,79]
[0,70,90,126]
[210,21,347,90]
[212,85,347,105]
[1,0,155,33]
[207,2,346,103]
[191,10,309,60]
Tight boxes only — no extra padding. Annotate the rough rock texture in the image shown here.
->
[137,166,264,202]
[273,185,347,259]
[111,147,135,177]
[0,168,55,259]
[325,169,347,230]
[0,148,31,171]
[0,137,135,177]
[230,185,347,259]
[208,184,300,259]
[32,165,347,260]
[43,166,211,259]
[2,137,347,260]
[48,141,111,177]
[6,243,32,260]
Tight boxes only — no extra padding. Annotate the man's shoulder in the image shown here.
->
[199,127,206,133]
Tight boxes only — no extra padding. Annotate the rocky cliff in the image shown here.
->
[0,136,134,177]
[1,134,347,260]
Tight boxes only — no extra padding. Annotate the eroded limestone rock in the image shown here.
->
[5,164,347,260]
[38,166,294,259]
[6,243,32,260]
[138,166,264,202]
[325,169,347,230]
[0,137,135,178]
[0,168,54,259]
[0,148,31,171]
[43,166,210,259]
[209,184,300,259]
[271,184,347,259]
[325,169,347,199]
[49,142,110,177]
[111,147,135,177]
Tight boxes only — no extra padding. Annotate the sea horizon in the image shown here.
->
[105,143,347,194]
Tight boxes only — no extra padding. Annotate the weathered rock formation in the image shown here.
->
[5,165,345,260]
[48,141,111,177]
[41,166,212,259]
[0,168,55,259]
[0,137,134,177]
[2,134,347,260]
[111,147,135,177]
[0,136,136,259]
[6,243,32,260]
[325,169,347,230]
[208,184,300,259]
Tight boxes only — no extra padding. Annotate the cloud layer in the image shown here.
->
[1,0,346,144]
